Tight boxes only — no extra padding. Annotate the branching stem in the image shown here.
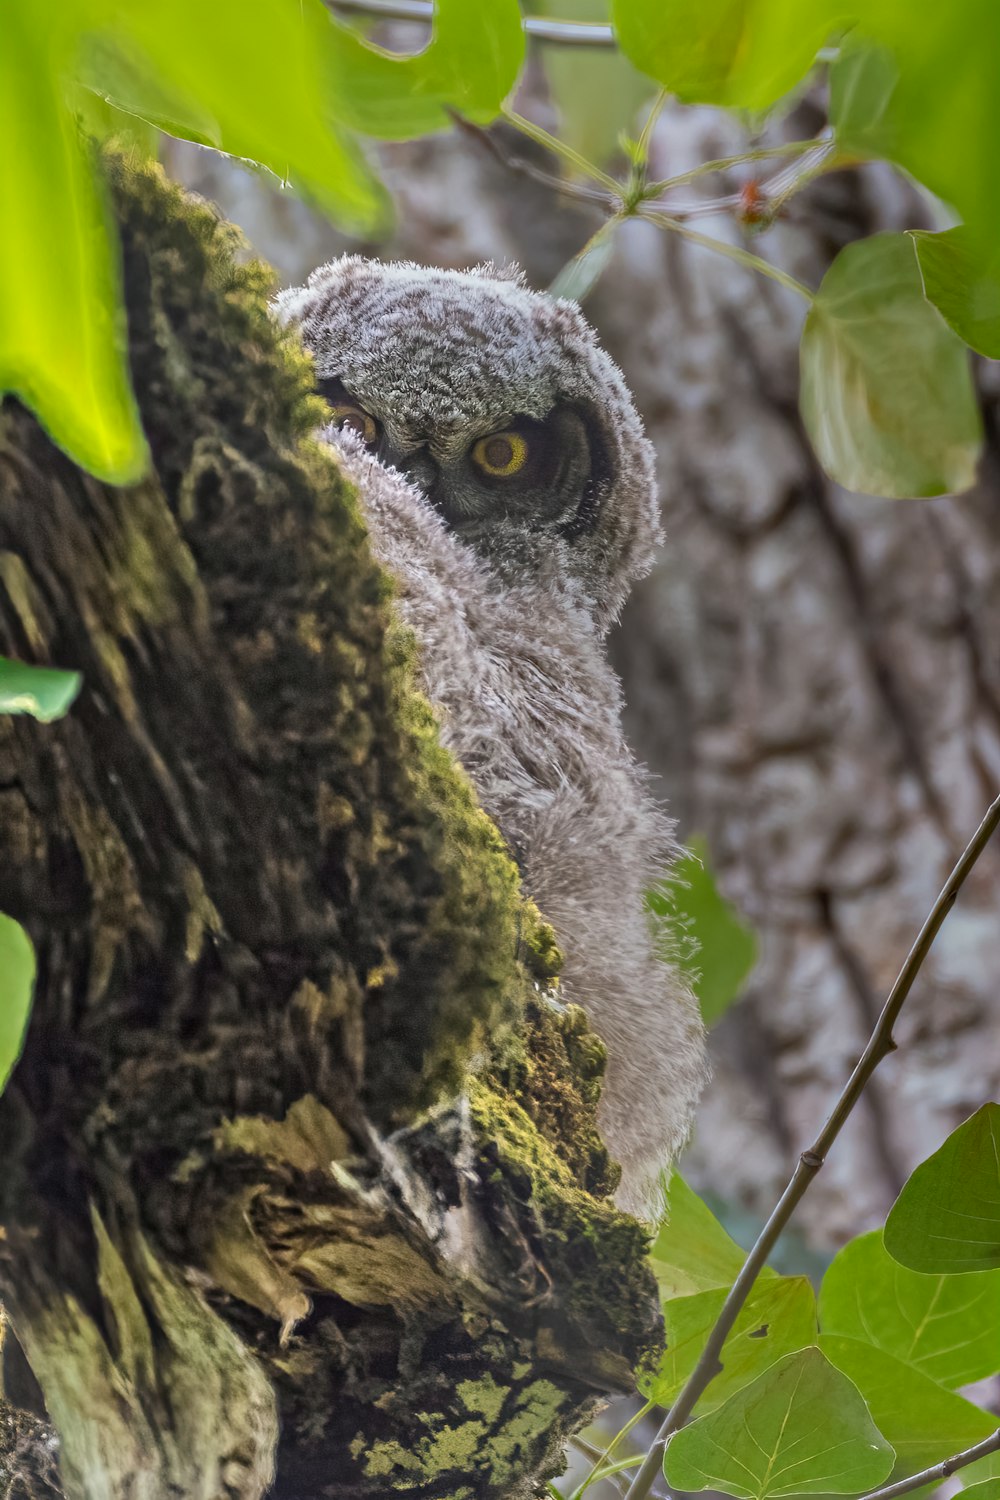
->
[644,137,822,196]
[623,791,1000,1500]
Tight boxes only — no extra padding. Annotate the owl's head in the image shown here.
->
[273,256,661,629]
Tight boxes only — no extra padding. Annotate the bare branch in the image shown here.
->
[624,790,1000,1500]
[328,0,616,45]
[856,1429,1000,1500]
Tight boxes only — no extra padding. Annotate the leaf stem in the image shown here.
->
[855,1429,1000,1500]
[623,791,1000,1500]
[502,107,621,193]
[634,90,669,168]
[644,137,822,197]
[638,210,815,303]
[571,1401,655,1499]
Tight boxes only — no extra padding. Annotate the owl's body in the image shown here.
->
[275,258,706,1213]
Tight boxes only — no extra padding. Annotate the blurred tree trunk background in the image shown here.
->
[165,77,1000,1251]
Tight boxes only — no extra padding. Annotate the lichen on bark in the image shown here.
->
[0,154,659,1499]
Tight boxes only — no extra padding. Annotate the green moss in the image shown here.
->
[362,1439,422,1478]
[467,1072,659,1363]
[456,1375,507,1426]
[99,150,533,1128]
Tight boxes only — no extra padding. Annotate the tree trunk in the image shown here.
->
[0,156,659,1500]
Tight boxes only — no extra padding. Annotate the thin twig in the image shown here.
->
[571,1401,654,1500]
[623,791,1000,1500]
[567,1437,635,1499]
[502,107,622,194]
[329,0,616,45]
[449,114,612,209]
[634,90,669,168]
[856,1429,1000,1500]
[644,138,822,197]
[642,139,839,222]
[638,211,815,302]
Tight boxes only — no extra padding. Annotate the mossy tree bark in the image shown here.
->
[0,159,659,1500]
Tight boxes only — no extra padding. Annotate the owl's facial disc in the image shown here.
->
[317,372,601,544]
[438,406,596,541]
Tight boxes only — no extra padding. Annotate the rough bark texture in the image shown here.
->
[0,157,661,1500]
[169,100,1000,1250]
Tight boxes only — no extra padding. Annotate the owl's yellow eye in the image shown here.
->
[472,430,529,477]
[328,404,378,446]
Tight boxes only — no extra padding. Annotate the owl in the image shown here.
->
[273,257,707,1215]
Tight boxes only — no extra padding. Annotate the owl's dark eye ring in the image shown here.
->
[328,403,379,446]
[471,430,529,477]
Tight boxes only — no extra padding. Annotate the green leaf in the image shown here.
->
[799,233,982,499]
[103,0,384,226]
[0,657,82,722]
[642,1275,817,1413]
[911,227,1000,360]
[609,0,841,110]
[885,1104,1000,1274]
[664,1346,895,1499]
[549,224,618,305]
[0,914,35,1094]
[0,3,148,482]
[819,1230,1000,1389]
[828,35,899,158]
[531,0,653,170]
[72,82,161,159]
[649,1171,754,1299]
[854,2,1000,257]
[651,836,757,1026]
[961,1485,1000,1500]
[321,0,525,138]
[820,1335,996,1478]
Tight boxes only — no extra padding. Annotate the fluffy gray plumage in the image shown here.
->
[274,257,707,1214]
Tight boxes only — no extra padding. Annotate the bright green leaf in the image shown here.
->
[0,914,35,1094]
[819,1230,1000,1389]
[799,233,982,499]
[651,836,757,1026]
[0,658,82,722]
[964,1458,1000,1491]
[664,1346,895,1498]
[828,35,899,159]
[961,1485,1000,1500]
[885,1105,1000,1274]
[72,82,161,159]
[0,3,147,482]
[532,0,653,170]
[911,227,1000,360]
[103,0,384,227]
[649,1171,757,1300]
[642,1275,817,1413]
[856,2,1000,257]
[820,1335,997,1478]
[610,0,842,110]
[549,223,618,305]
[321,0,525,138]
[75,29,222,148]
